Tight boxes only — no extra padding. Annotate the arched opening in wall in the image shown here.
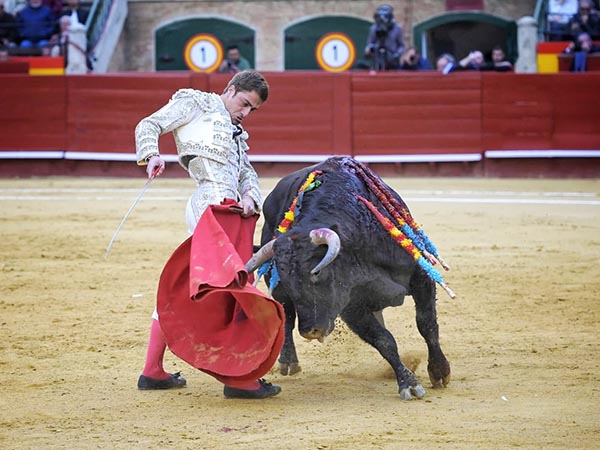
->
[413,12,517,68]
[155,18,255,72]
[285,16,372,71]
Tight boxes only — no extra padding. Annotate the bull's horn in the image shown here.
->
[309,228,341,274]
[245,239,276,273]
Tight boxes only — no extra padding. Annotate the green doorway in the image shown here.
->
[413,12,517,67]
[155,18,255,71]
[285,16,372,71]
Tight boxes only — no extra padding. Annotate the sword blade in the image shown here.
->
[104,174,156,258]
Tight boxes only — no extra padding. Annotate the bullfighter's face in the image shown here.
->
[221,85,262,125]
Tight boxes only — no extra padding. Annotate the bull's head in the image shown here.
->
[246,227,343,342]
[246,227,340,275]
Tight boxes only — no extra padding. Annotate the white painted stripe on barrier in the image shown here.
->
[63,152,180,162]
[354,154,482,163]
[0,151,65,159]
[406,197,600,206]
[249,154,336,163]
[485,150,600,159]
[3,150,599,162]
[0,196,189,201]
[64,152,138,161]
[397,189,598,197]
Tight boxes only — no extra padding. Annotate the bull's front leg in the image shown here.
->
[341,305,426,400]
[278,300,301,375]
[410,271,451,388]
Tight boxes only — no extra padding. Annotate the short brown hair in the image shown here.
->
[226,70,269,103]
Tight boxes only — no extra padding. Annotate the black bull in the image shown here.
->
[246,157,452,400]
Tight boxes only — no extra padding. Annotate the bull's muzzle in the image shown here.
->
[300,328,327,343]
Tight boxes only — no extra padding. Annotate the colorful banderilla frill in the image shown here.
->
[356,195,455,299]
[277,170,323,234]
[347,160,450,271]
[258,170,323,292]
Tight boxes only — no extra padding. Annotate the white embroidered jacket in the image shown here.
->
[134,88,261,210]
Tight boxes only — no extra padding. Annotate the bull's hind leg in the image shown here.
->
[410,270,451,388]
[340,305,426,400]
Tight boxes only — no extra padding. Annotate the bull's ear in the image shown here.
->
[328,223,345,240]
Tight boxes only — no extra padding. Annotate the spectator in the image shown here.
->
[42,0,61,19]
[458,50,485,70]
[564,31,600,70]
[480,46,514,72]
[436,53,456,74]
[0,0,19,47]
[569,0,600,39]
[564,31,600,52]
[399,46,431,70]
[364,4,404,71]
[547,0,579,41]
[217,44,251,74]
[16,0,55,49]
[59,0,88,25]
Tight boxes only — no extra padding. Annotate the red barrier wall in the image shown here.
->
[0,75,67,150]
[234,72,352,155]
[352,72,482,156]
[66,73,194,155]
[482,73,600,151]
[0,71,599,177]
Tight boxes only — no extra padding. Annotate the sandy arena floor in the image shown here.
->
[0,174,599,450]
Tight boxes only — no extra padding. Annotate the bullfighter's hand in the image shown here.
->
[240,194,258,218]
[147,155,165,178]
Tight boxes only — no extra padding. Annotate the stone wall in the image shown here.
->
[115,0,537,72]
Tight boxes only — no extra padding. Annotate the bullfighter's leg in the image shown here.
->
[410,270,451,388]
[278,300,302,375]
[137,318,187,390]
[340,305,426,400]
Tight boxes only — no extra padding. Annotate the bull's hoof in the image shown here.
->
[429,371,451,388]
[399,384,426,400]
[279,362,302,376]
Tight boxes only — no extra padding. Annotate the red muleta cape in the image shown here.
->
[156,199,285,387]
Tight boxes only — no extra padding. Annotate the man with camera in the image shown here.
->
[217,44,251,74]
[364,4,404,71]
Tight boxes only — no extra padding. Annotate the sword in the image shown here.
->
[104,168,159,259]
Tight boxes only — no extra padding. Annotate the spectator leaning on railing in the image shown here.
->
[436,53,456,74]
[479,46,514,72]
[399,46,431,70]
[16,0,55,48]
[458,50,485,70]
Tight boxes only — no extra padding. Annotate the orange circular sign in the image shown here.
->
[315,32,356,72]
[184,34,224,73]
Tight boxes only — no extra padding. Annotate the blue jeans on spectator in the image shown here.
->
[20,39,50,48]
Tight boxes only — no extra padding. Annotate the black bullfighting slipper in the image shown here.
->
[137,372,187,390]
[223,379,282,399]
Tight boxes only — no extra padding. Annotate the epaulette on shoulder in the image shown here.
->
[170,89,222,113]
